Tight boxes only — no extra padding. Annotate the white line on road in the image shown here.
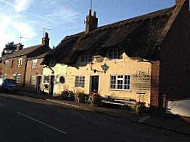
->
[138,116,150,123]
[17,112,66,135]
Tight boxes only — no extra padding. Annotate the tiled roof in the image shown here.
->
[2,44,50,59]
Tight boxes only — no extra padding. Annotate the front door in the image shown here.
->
[91,76,99,93]
[36,76,42,93]
[49,75,55,96]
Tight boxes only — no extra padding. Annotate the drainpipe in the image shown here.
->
[23,58,28,89]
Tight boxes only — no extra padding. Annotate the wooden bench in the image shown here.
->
[101,99,136,109]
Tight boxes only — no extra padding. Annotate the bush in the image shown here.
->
[88,92,102,106]
[61,90,75,101]
[134,102,146,114]
[76,93,88,103]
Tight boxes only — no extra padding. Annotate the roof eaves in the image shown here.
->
[154,3,183,47]
[2,44,42,60]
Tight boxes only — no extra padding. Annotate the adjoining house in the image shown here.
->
[1,32,51,92]
[42,0,190,109]
[0,57,2,77]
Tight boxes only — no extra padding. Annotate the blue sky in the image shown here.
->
[0,0,175,53]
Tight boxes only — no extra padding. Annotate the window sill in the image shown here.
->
[75,86,85,88]
[110,89,131,92]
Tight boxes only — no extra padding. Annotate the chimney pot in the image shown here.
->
[89,9,92,16]
[94,11,96,17]
[42,32,49,47]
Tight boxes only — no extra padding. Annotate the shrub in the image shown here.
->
[134,101,146,114]
[61,90,75,101]
[76,93,88,103]
[88,92,102,106]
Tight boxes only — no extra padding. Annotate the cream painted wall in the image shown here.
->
[42,53,152,106]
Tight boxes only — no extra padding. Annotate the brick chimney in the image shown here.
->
[16,43,23,51]
[85,9,98,33]
[42,32,49,47]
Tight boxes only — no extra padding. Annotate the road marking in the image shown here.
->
[17,112,66,135]
[138,116,150,123]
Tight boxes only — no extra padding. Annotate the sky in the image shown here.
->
[0,0,175,53]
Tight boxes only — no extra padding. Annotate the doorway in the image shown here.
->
[49,75,55,96]
[36,76,42,93]
[91,76,99,93]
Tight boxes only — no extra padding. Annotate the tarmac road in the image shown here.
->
[0,93,189,142]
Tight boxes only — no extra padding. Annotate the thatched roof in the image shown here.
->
[44,6,176,65]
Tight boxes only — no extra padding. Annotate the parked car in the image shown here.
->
[1,79,18,93]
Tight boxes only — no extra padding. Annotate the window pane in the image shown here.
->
[117,79,123,89]
[124,75,130,90]
[75,76,85,87]
[110,76,116,89]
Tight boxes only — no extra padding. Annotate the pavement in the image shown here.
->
[3,91,190,137]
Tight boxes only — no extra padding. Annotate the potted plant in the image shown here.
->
[88,92,102,106]
[76,92,88,103]
[134,101,146,114]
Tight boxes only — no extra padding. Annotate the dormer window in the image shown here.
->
[81,54,92,63]
[108,49,123,59]
[18,58,23,67]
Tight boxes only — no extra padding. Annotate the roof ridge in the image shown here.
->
[95,6,175,32]
[63,6,175,39]
[154,2,185,47]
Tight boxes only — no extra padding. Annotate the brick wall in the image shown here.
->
[150,61,160,107]
[25,58,44,92]
[160,0,190,100]
[2,56,27,87]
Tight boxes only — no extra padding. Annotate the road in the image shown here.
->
[0,93,189,142]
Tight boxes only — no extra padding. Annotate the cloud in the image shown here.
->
[14,0,33,12]
[0,15,36,54]
[0,0,81,54]
[13,22,36,40]
[45,8,79,24]
[0,16,15,53]
[0,0,14,8]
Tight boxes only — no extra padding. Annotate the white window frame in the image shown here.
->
[18,58,23,67]
[110,75,131,91]
[32,59,38,69]
[30,75,36,85]
[75,76,85,88]
[13,73,21,84]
